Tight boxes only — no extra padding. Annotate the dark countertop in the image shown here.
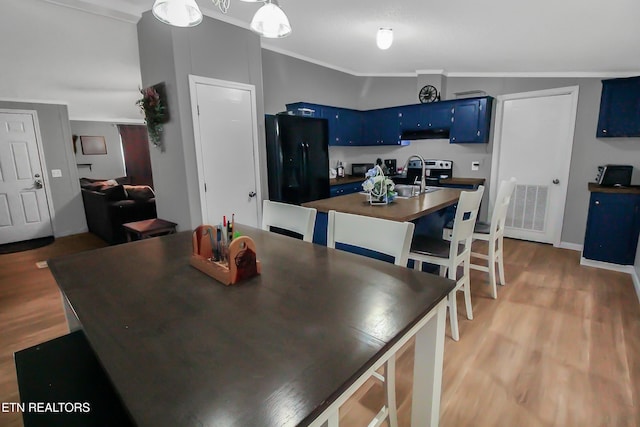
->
[48,226,454,427]
[303,188,462,222]
[330,175,364,186]
[440,177,485,186]
[588,182,640,194]
[331,175,485,187]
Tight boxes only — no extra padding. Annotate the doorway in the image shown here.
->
[0,110,54,244]
[189,76,261,228]
[490,86,579,246]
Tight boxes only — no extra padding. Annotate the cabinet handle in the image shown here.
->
[479,105,483,111]
[477,131,480,136]
[595,200,600,205]
[602,129,607,133]
[451,117,454,123]
[451,108,455,114]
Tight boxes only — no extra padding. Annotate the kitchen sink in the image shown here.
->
[394,184,441,198]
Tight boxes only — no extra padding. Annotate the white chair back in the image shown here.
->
[450,186,485,259]
[490,178,517,235]
[327,210,415,266]
[262,200,317,242]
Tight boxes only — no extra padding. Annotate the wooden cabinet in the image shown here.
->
[596,76,640,138]
[450,97,492,143]
[330,182,363,197]
[363,107,402,145]
[287,97,493,146]
[583,191,640,265]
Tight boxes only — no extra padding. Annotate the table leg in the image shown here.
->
[411,300,446,427]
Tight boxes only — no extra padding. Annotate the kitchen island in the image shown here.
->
[48,226,454,427]
[303,188,463,245]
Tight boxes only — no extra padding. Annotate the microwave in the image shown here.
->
[351,163,374,177]
[596,165,633,186]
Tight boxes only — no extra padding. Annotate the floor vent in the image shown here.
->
[506,184,548,232]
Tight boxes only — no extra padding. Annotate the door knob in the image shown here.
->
[34,179,43,189]
[552,179,560,185]
[248,191,256,198]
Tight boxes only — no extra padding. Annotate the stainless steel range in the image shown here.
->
[407,159,453,185]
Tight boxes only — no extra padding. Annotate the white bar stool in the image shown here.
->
[409,186,484,342]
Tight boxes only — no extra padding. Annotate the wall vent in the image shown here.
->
[505,184,548,232]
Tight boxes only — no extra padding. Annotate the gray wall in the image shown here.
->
[70,121,126,180]
[138,12,266,231]
[0,101,87,237]
[261,50,640,245]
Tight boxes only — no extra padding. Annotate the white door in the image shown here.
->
[491,87,579,245]
[0,111,53,244]
[190,76,261,228]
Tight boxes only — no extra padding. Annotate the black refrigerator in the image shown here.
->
[265,114,330,204]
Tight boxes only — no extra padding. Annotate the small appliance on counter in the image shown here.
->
[351,163,374,177]
[596,165,633,186]
[384,159,397,176]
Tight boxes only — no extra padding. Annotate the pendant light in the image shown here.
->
[152,0,203,27]
[376,27,393,50]
[250,0,292,38]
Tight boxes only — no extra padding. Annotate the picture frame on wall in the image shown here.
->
[80,136,107,155]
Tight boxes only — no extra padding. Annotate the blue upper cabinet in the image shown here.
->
[334,108,363,146]
[450,97,492,143]
[363,108,403,145]
[596,76,640,137]
[287,97,493,146]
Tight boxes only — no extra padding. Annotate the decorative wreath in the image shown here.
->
[136,84,167,147]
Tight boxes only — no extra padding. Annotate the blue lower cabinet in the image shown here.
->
[583,192,640,265]
[330,182,363,197]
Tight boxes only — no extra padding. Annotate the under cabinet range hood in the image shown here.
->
[400,127,450,141]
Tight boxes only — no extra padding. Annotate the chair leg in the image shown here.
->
[448,292,459,341]
[488,240,498,299]
[384,354,398,427]
[439,265,448,277]
[497,236,507,286]
[414,260,422,271]
[462,260,473,320]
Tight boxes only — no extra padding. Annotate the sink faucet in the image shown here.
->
[405,154,426,194]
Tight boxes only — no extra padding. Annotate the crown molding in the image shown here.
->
[41,0,139,23]
[0,97,69,106]
[445,71,640,78]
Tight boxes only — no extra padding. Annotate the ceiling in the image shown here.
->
[46,0,640,77]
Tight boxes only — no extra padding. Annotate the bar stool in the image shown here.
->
[468,178,516,297]
[327,210,415,427]
[262,200,317,242]
[409,186,484,342]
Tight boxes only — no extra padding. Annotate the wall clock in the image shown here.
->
[419,85,439,103]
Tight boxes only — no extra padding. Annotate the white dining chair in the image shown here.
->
[467,178,517,298]
[261,200,317,242]
[409,186,484,342]
[327,210,415,427]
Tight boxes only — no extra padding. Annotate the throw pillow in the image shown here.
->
[101,185,127,201]
[123,185,155,201]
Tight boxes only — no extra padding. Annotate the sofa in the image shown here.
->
[80,177,157,244]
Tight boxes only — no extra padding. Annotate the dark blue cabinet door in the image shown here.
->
[399,106,418,131]
[331,182,363,197]
[418,103,452,129]
[335,109,362,146]
[379,108,402,145]
[583,193,640,265]
[450,99,481,143]
[597,77,640,137]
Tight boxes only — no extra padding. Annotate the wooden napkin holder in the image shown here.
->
[189,225,261,286]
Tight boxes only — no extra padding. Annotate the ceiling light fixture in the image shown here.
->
[151,0,292,38]
[152,0,203,27]
[376,27,393,50]
[250,0,291,38]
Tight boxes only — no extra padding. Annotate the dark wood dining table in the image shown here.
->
[49,225,454,427]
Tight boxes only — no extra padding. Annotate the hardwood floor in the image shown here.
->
[1,235,638,426]
[0,233,107,427]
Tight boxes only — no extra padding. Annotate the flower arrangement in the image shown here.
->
[136,84,167,147]
[362,165,397,204]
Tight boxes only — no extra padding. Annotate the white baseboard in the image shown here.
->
[580,257,640,304]
[580,257,635,273]
[559,242,583,251]
[632,269,640,305]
